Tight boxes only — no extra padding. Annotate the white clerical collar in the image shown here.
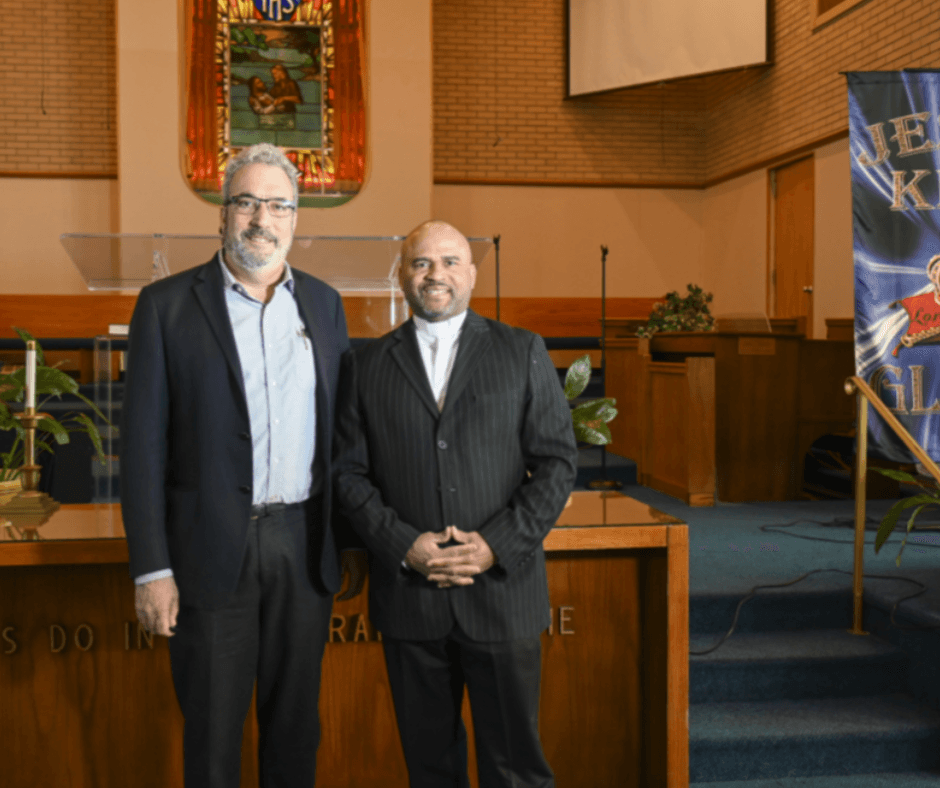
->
[413,310,468,341]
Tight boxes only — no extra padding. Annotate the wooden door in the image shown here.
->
[770,156,815,337]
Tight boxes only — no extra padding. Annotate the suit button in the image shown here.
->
[239,485,251,494]
[239,432,250,441]
[437,440,447,450]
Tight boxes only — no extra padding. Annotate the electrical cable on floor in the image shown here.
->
[690,517,940,656]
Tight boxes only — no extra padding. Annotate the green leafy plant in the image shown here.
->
[564,354,618,445]
[0,328,109,483]
[872,467,940,566]
[636,284,716,338]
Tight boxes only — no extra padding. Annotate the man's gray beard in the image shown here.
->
[225,233,290,273]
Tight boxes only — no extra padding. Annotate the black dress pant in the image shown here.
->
[383,624,554,788]
[168,503,333,788]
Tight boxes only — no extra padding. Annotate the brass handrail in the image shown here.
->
[843,375,940,635]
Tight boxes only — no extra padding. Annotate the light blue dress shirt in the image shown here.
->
[135,252,317,585]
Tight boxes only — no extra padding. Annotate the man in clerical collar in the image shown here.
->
[335,220,577,788]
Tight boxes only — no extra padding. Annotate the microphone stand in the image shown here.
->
[588,244,622,491]
[494,234,501,322]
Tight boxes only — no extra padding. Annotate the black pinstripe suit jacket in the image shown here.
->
[334,310,578,641]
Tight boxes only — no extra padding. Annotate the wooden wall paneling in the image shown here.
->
[666,525,690,786]
[0,295,138,339]
[316,574,411,788]
[1,349,93,383]
[547,348,602,370]
[825,318,854,341]
[638,354,715,506]
[542,551,644,787]
[467,297,661,337]
[685,357,716,506]
[636,338,651,480]
[1,504,686,788]
[604,338,641,460]
[795,339,857,498]
[644,361,692,502]
[604,318,650,338]
[797,341,855,425]
[0,295,661,342]
[771,157,815,337]
[714,335,801,501]
[769,316,807,335]
[641,549,669,785]
[0,564,183,788]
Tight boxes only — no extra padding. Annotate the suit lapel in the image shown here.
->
[390,320,440,418]
[441,310,491,416]
[192,258,248,413]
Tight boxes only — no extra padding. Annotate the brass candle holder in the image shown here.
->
[0,407,60,540]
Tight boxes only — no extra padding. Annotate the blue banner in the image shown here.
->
[851,70,940,461]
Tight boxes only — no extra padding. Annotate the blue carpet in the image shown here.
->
[617,485,940,786]
[695,777,940,788]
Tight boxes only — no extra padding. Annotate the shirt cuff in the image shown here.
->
[135,569,174,585]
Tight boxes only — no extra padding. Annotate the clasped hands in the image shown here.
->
[405,525,496,588]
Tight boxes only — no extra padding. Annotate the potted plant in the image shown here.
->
[0,328,109,505]
[636,284,716,338]
[564,354,618,445]
[873,468,940,566]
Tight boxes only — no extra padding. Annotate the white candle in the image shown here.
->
[25,341,36,410]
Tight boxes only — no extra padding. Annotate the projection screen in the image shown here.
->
[568,0,768,96]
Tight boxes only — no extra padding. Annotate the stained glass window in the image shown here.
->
[184,0,365,207]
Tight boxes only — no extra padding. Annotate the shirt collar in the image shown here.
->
[413,310,468,342]
[217,250,295,296]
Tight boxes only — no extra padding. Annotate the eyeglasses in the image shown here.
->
[226,194,296,218]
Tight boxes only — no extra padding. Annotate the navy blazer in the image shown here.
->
[334,310,578,641]
[120,257,350,608]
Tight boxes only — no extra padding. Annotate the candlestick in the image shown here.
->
[25,341,36,410]
[0,410,60,540]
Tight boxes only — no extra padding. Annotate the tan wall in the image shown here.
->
[0,0,433,295]
[700,170,767,319]
[432,141,855,333]
[117,0,432,237]
[432,185,704,299]
[696,143,855,333]
[0,178,115,294]
[813,137,854,338]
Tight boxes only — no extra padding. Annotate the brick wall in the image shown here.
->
[706,0,940,181]
[433,0,708,184]
[0,0,117,175]
[434,0,940,186]
[6,0,938,182]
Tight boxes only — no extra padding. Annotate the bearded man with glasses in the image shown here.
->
[120,142,365,788]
